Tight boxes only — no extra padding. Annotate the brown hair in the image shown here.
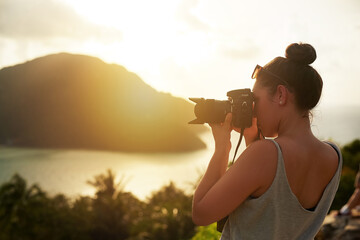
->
[257,43,323,111]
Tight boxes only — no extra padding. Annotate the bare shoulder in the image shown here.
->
[322,141,340,158]
[234,140,279,179]
[240,139,278,161]
[320,141,340,172]
[232,139,279,197]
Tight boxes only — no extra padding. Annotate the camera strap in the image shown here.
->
[231,127,262,164]
[231,128,244,164]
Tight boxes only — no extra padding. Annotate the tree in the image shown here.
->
[191,223,221,240]
[0,169,197,240]
[0,174,74,240]
[87,169,131,240]
[139,182,195,240]
[331,139,360,210]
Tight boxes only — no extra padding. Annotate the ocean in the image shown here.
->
[0,105,359,200]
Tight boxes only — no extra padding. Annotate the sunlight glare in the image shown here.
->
[60,0,210,93]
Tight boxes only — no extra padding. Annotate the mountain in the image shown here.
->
[0,53,207,152]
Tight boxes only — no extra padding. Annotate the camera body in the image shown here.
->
[189,88,253,129]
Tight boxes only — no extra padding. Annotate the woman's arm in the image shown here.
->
[192,115,277,225]
[192,114,232,225]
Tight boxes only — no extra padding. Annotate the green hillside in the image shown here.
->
[0,53,206,152]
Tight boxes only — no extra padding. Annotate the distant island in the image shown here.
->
[0,53,207,152]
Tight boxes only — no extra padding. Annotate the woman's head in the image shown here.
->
[254,43,323,113]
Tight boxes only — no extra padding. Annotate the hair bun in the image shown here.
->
[285,43,317,65]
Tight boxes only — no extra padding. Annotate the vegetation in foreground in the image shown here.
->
[0,139,359,239]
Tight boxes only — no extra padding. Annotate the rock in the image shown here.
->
[316,211,360,240]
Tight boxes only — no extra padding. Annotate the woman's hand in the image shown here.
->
[209,113,232,152]
[233,117,261,146]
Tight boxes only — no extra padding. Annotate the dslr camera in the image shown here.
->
[189,88,253,129]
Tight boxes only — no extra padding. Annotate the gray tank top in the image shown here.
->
[220,139,342,240]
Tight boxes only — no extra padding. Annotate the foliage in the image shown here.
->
[331,139,360,210]
[341,139,360,171]
[0,169,196,240]
[139,182,195,240]
[2,139,358,239]
[191,223,221,240]
[0,174,74,240]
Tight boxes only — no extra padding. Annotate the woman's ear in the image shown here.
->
[276,85,287,105]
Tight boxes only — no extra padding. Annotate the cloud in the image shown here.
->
[219,43,261,60]
[175,0,210,31]
[0,0,122,41]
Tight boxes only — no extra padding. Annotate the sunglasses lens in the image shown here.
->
[252,65,261,79]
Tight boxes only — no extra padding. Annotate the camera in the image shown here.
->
[188,88,253,129]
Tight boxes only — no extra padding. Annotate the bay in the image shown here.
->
[0,142,212,200]
[0,105,359,200]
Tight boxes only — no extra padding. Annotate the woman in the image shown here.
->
[192,43,342,239]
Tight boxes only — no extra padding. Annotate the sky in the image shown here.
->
[0,0,359,106]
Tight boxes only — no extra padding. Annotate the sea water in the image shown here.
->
[0,105,359,200]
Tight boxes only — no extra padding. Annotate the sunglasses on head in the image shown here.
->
[251,64,288,86]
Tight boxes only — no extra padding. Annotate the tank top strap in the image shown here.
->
[267,138,284,166]
[266,138,287,186]
[267,138,281,152]
[324,141,341,160]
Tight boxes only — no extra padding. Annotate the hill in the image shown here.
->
[0,53,206,152]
